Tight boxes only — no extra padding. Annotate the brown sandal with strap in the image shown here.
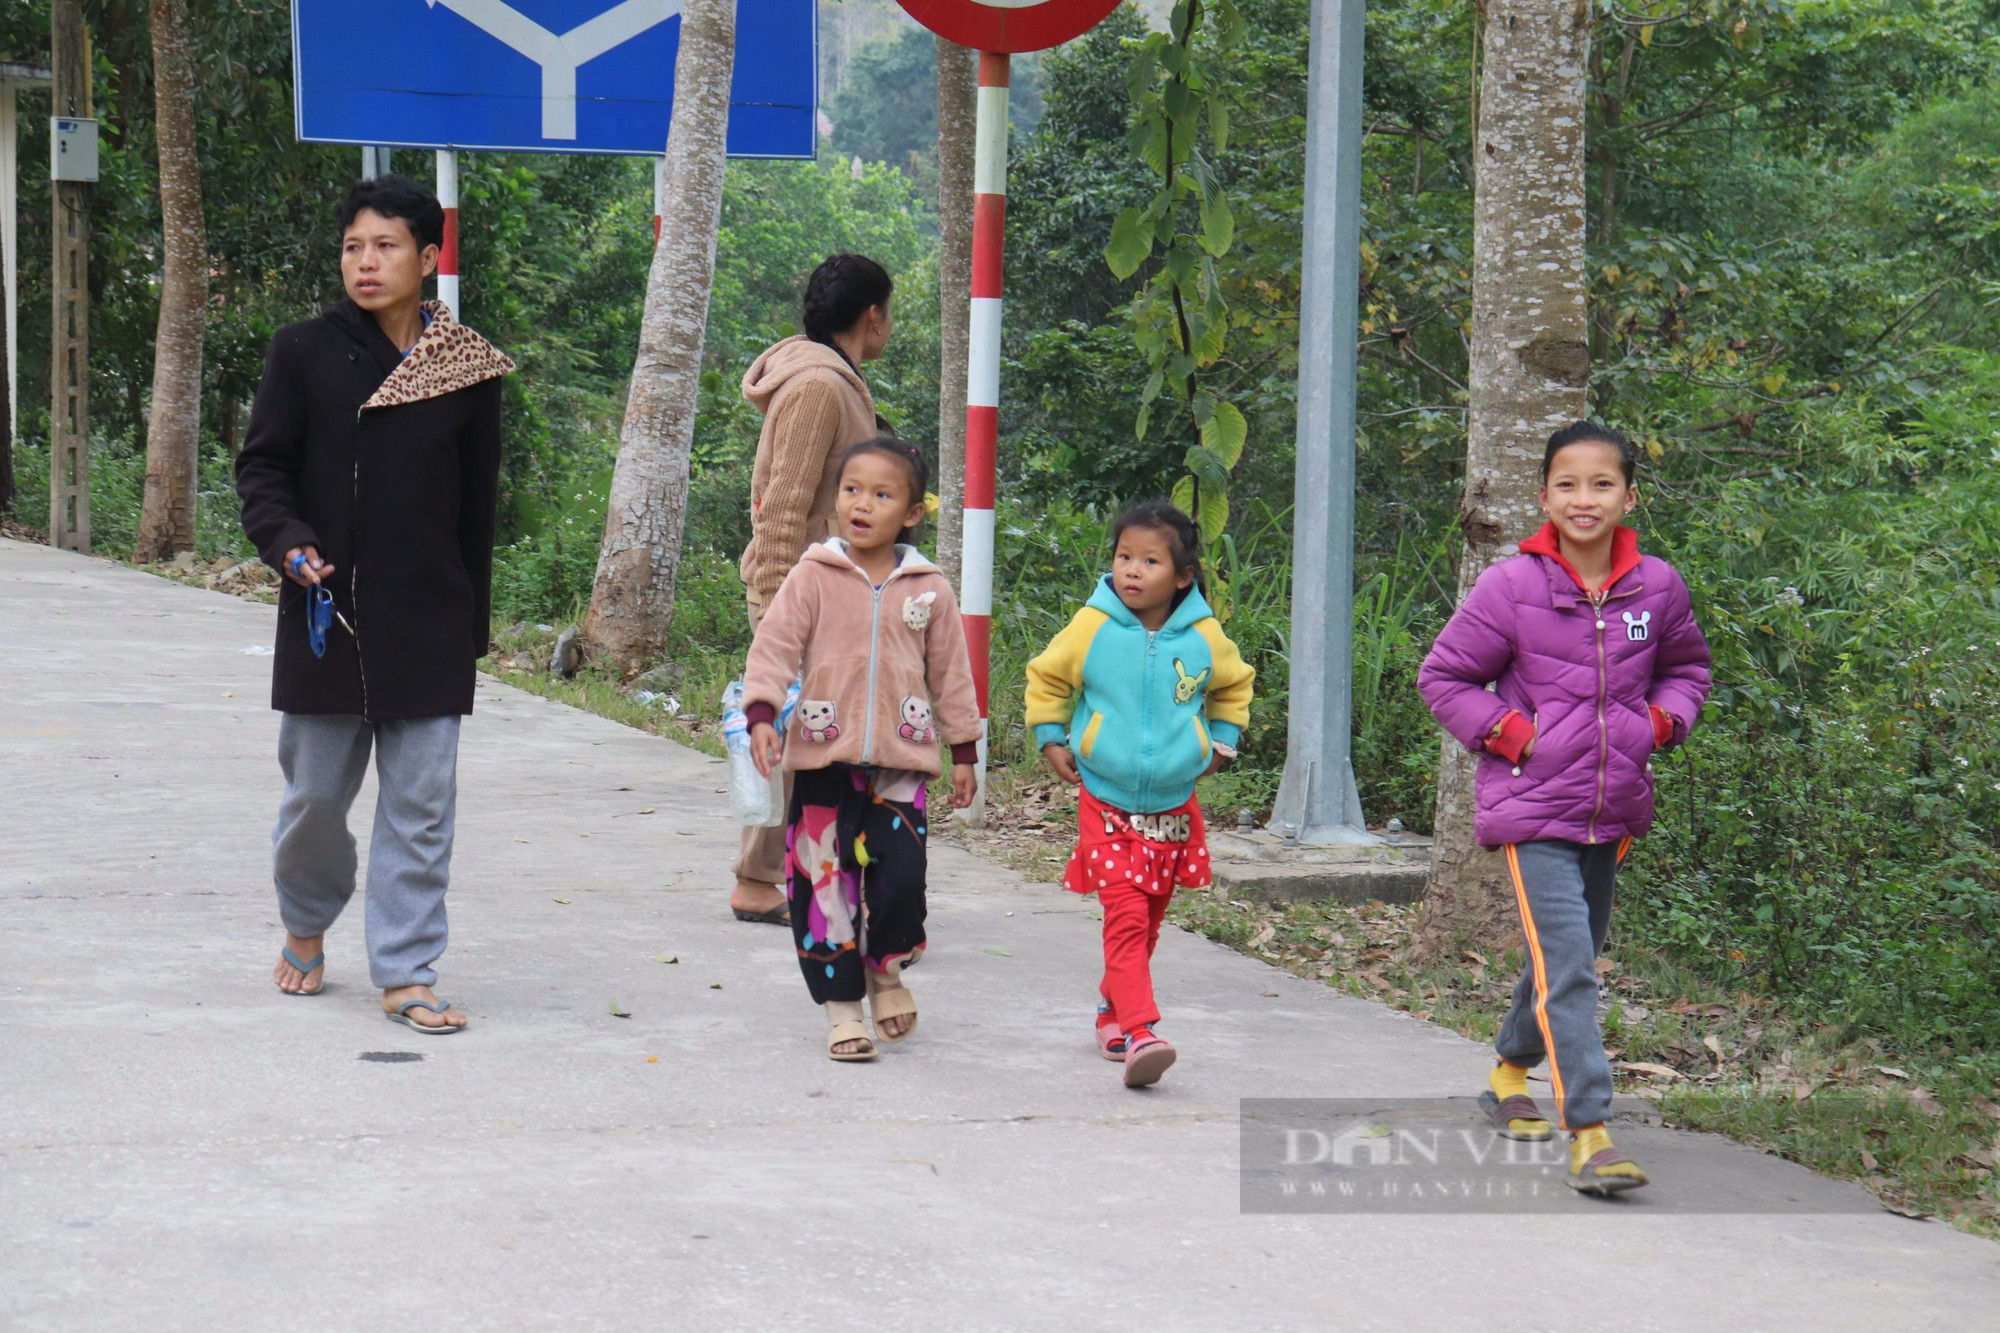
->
[1478,1089,1554,1142]
[1567,1146,1649,1195]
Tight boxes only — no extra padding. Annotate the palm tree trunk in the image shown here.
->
[135,0,206,560]
[583,0,737,674]
[1421,0,1593,952]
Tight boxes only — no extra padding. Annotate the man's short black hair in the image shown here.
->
[335,174,445,251]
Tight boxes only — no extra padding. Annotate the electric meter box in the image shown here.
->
[50,117,99,182]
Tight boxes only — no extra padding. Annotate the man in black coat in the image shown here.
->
[236,174,514,1033]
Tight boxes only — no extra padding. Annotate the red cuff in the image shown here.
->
[1484,711,1535,764]
[743,702,777,729]
[1650,705,1675,750]
[949,741,979,765]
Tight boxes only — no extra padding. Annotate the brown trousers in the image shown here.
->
[732,597,793,888]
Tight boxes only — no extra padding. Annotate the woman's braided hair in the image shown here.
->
[803,254,893,367]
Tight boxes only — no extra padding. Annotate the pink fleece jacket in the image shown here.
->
[743,539,981,776]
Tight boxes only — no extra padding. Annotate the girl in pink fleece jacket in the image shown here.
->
[744,438,981,1062]
[1419,421,1711,1196]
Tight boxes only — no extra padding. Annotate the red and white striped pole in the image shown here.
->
[961,51,1009,820]
[435,149,460,319]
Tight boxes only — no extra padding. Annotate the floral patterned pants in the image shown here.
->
[785,763,929,1004]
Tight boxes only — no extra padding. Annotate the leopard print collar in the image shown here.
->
[359,300,516,412]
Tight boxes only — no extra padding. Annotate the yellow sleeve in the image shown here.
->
[1195,618,1254,733]
[1024,607,1108,734]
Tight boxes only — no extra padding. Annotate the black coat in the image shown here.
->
[236,299,514,720]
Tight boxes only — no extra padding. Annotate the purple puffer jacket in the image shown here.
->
[1418,525,1712,849]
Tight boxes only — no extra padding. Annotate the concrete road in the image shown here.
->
[3,537,1996,1331]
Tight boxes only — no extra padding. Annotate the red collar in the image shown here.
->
[1519,521,1641,596]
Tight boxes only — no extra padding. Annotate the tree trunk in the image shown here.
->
[933,35,976,593]
[1420,0,1592,954]
[134,0,207,561]
[582,0,737,675]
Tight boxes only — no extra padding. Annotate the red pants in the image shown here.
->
[1099,882,1172,1033]
[1064,788,1211,1034]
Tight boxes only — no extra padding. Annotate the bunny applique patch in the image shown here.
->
[799,700,840,742]
[897,696,935,744]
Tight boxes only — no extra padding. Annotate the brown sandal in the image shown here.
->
[1478,1089,1554,1142]
[866,971,918,1043]
[825,1001,877,1062]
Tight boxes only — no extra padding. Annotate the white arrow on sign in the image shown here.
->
[425,0,685,140]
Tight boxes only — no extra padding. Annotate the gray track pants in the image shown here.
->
[271,713,461,989]
[1493,837,1629,1132]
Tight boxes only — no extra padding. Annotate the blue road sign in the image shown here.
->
[293,0,815,158]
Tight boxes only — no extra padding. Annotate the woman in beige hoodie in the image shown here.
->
[730,255,895,925]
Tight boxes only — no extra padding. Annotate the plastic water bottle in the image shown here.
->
[722,680,782,826]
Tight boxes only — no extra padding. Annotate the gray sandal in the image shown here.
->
[385,997,464,1035]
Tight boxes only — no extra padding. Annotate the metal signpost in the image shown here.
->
[893,0,1121,817]
[1270,0,1371,843]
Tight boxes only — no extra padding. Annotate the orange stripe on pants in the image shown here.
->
[1505,843,1570,1131]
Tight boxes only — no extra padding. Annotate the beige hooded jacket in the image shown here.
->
[742,539,981,777]
[738,335,881,606]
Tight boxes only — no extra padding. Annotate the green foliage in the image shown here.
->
[821,23,938,172]
[1110,0,1248,544]
[11,436,253,562]
[1628,378,2000,1045]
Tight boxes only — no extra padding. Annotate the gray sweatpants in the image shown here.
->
[1493,838,1628,1132]
[271,713,461,989]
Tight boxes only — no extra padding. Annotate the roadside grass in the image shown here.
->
[1166,871,2000,1235]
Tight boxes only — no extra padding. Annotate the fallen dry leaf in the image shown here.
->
[1703,1034,1725,1063]
[1860,1149,1879,1171]
[1614,1061,1685,1081]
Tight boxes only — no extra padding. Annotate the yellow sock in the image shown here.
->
[1570,1124,1645,1181]
[1490,1059,1531,1100]
[1488,1061,1550,1137]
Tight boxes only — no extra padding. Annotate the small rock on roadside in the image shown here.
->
[636,661,684,692]
[550,626,583,678]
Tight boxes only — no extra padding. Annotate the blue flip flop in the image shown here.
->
[385,997,464,1035]
[276,946,325,997]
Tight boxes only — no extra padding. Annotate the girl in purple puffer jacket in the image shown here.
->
[1419,421,1712,1196]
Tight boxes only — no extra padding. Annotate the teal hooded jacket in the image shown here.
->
[1025,577,1254,814]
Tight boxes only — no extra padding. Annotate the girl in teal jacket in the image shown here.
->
[1026,501,1254,1087]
